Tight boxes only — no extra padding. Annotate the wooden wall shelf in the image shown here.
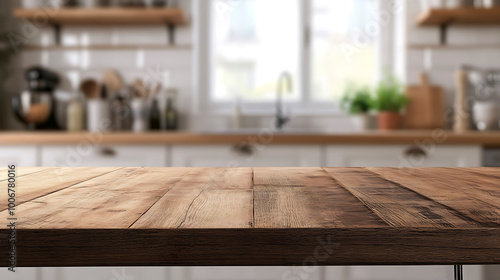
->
[14,8,187,25]
[23,44,192,51]
[417,8,500,44]
[13,8,187,45]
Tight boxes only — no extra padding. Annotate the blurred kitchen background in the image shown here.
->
[2,0,500,279]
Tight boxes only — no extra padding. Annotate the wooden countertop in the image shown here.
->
[2,167,500,267]
[1,130,500,146]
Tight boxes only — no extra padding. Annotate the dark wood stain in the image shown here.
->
[1,167,500,267]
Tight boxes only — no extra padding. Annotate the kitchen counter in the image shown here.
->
[1,130,500,146]
[2,167,500,267]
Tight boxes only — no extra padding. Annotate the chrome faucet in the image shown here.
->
[275,72,292,130]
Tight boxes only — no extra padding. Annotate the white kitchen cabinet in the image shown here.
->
[180,267,321,280]
[326,145,482,167]
[40,145,168,167]
[0,146,38,167]
[0,268,39,280]
[170,145,323,167]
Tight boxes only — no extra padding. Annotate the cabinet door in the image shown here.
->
[326,145,481,167]
[53,267,168,280]
[185,267,321,280]
[0,268,39,280]
[41,145,168,167]
[0,146,38,167]
[170,145,322,167]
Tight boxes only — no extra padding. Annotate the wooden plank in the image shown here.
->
[0,168,190,229]
[5,228,500,267]
[370,167,500,227]
[253,167,388,228]
[132,168,253,229]
[418,8,500,26]
[0,167,49,182]
[323,168,477,228]
[0,167,120,212]
[1,131,500,146]
[14,8,187,25]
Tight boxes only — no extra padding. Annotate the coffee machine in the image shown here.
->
[12,66,60,130]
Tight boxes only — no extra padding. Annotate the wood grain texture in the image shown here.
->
[0,167,120,212]
[131,168,253,229]
[0,167,49,181]
[2,167,500,267]
[324,168,478,228]
[14,8,187,25]
[418,7,500,26]
[1,131,500,146]
[3,228,500,267]
[369,167,500,227]
[253,168,387,228]
[0,168,189,229]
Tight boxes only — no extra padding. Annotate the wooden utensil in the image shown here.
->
[454,69,470,132]
[132,79,149,99]
[103,69,123,94]
[80,79,100,99]
[404,73,446,130]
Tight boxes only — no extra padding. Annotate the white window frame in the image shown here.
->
[194,0,402,116]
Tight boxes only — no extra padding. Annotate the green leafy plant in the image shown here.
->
[371,75,409,112]
[340,84,372,115]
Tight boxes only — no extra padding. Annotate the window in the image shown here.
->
[212,0,301,102]
[199,0,399,113]
[311,0,379,101]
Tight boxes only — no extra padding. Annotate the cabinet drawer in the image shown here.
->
[0,146,38,167]
[41,145,167,167]
[171,145,322,167]
[326,145,481,167]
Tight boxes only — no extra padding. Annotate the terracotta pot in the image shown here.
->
[377,112,401,130]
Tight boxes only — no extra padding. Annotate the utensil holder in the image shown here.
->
[131,99,149,133]
[86,100,111,133]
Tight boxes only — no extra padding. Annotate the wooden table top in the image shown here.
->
[2,167,500,267]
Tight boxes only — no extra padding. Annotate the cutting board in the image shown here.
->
[405,74,446,129]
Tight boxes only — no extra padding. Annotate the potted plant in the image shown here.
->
[341,84,372,130]
[371,75,409,130]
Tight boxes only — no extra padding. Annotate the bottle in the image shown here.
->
[66,96,84,132]
[110,90,131,131]
[150,99,161,131]
[165,97,178,131]
[86,85,111,132]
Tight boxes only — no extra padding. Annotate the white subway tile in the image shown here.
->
[112,26,168,45]
[448,26,500,45]
[427,69,455,89]
[175,26,192,45]
[87,50,139,69]
[20,51,44,68]
[406,49,427,71]
[143,49,192,70]
[406,0,440,45]
[61,26,113,46]
[430,49,500,70]
[23,26,55,46]
[49,50,82,68]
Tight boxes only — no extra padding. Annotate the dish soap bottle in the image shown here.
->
[66,94,84,132]
[165,90,178,131]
